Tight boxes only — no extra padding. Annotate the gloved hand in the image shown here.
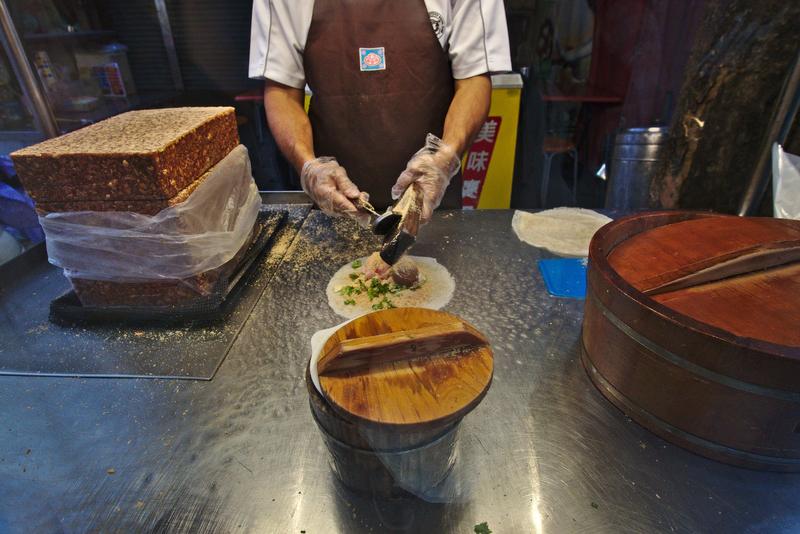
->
[391,134,461,224]
[301,157,370,226]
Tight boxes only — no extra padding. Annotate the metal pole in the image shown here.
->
[0,0,58,139]
[737,46,800,216]
[154,0,184,93]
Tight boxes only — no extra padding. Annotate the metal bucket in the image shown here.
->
[306,366,461,499]
[605,127,669,209]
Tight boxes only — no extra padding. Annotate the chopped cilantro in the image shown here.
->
[337,285,356,297]
[474,523,492,534]
[371,296,395,310]
[591,501,599,509]
[341,265,415,308]
[364,278,403,301]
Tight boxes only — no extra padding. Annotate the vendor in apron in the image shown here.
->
[249,0,511,224]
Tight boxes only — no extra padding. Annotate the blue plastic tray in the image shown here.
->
[537,258,588,299]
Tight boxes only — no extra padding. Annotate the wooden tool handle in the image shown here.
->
[390,183,423,236]
[317,321,488,376]
[399,183,422,235]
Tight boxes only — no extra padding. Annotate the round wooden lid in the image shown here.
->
[605,214,800,347]
[317,308,493,428]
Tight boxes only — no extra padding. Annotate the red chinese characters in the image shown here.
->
[462,117,501,209]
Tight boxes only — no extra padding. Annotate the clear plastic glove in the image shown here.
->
[391,134,461,223]
[301,157,370,226]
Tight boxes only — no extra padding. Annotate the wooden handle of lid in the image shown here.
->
[642,239,800,296]
[317,321,488,376]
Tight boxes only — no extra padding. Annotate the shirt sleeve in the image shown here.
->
[449,0,513,79]
[248,0,313,88]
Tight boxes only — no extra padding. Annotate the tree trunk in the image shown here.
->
[650,0,800,213]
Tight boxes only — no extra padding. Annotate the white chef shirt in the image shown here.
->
[249,0,512,89]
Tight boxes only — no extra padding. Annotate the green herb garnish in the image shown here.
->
[474,523,492,534]
[337,285,357,297]
[341,264,419,308]
[371,296,395,310]
[364,278,404,300]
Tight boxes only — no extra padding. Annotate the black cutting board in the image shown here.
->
[0,204,310,380]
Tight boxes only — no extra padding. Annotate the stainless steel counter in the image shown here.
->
[1,210,798,533]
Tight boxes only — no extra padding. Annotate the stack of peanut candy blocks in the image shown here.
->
[11,107,254,308]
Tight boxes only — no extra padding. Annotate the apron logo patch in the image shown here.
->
[359,47,386,72]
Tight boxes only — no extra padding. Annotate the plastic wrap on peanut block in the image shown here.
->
[39,145,261,308]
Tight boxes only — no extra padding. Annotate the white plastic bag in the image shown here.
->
[39,144,261,282]
[773,143,800,220]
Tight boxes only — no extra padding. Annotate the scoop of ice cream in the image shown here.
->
[390,257,420,287]
[363,251,391,280]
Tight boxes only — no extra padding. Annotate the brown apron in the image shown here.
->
[304,0,462,210]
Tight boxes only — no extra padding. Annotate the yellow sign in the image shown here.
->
[472,74,522,209]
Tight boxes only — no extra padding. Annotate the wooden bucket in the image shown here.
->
[582,211,800,471]
[306,307,493,497]
[306,367,460,498]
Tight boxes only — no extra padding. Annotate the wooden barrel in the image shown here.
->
[582,211,800,471]
[306,307,493,497]
[306,366,461,498]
